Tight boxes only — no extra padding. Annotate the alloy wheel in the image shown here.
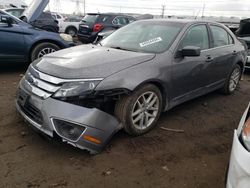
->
[131,91,160,130]
[229,68,241,92]
[38,48,56,58]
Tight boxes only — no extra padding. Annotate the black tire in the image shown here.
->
[220,64,242,95]
[65,27,77,37]
[31,42,60,62]
[115,84,163,136]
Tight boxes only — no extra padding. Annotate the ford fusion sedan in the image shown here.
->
[16,19,247,154]
[0,10,73,63]
[226,103,250,188]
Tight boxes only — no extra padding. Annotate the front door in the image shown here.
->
[170,24,212,104]
[0,13,26,62]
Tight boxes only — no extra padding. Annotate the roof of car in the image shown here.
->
[137,18,223,26]
[87,13,134,16]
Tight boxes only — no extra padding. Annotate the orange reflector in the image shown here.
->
[243,118,250,136]
[83,135,101,144]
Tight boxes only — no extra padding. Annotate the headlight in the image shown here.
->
[54,80,101,98]
[60,33,73,42]
[241,117,250,150]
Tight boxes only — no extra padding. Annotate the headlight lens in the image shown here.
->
[54,81,101,98]
[60,33,73,42]
[241,117,250,150]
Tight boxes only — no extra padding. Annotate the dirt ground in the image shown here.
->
[0,64,250,188]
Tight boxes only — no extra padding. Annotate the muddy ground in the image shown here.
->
[0,64,250,188]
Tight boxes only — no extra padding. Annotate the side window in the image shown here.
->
[210,25,229,47]
[181,25,209,50]
[112,16,128,26]
[57,14,62,19]
[99,15,110,23]
[128,17,136,23]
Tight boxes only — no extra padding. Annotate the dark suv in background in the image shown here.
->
[78,13,136,43]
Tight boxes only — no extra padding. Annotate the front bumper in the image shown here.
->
[77,33,97,43]
[226,104,250,188]
[16,76,121,154]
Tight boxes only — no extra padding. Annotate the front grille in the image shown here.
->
[22,65,62,99]
[18,100,43,125]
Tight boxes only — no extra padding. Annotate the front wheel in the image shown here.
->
[115,84,162,136]
[31,42,60,62]
[221,64,242,94]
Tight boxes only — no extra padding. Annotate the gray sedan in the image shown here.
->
[16,19,247,154]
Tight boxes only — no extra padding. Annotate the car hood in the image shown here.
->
[21,0,49,22]
[33,45,155,79]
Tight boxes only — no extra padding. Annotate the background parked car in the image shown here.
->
[0,10,74,63]
[58,16,82,37]
[78,13,136,43]
[235,18,250,69]
[18,0,59,33]
[5,7,59,33]
[226,103,250,188]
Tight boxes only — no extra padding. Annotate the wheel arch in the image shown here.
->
[236,61,244,73]
[28,39,63,62]
[133,79,168,112]
[65,25,77,32]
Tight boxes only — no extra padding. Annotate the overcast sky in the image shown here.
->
[24,0,250,18]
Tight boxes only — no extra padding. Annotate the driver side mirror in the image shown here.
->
[181,46,201,57]
[0,15,13,26]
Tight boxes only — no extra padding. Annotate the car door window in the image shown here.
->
[128,17,136,23]
[112,16,128,26]
[181,25,209,50]
[210,25,230,47]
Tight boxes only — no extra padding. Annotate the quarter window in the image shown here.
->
[181,25,209,50]
[210,25,230,47]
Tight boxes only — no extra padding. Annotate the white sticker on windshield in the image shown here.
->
[139,37,162,47]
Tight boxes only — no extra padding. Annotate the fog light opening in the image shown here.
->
[52,118,86,142]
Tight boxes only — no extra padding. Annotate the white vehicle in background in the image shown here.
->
[51,12,65,23]
[226,103,250,188]
[50,12,81,36]
[59,16,82,37]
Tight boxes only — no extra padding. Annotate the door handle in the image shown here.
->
[205,55,214,62]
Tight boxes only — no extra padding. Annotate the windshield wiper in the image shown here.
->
[109,46,139,52]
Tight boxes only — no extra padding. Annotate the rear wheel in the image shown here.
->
[115,84,162,136]
[66,27,77,37]
[221,64,242,94]
[31,42,60,62]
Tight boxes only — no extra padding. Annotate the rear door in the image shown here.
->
[208,24,237,83]
[0,13,26,62]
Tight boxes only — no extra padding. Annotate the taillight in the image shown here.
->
[93,23,103,32]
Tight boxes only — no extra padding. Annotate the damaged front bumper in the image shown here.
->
[16,67,121,154]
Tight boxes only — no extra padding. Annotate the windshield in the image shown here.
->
[0,10,23,22]
[101,21,184,53]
